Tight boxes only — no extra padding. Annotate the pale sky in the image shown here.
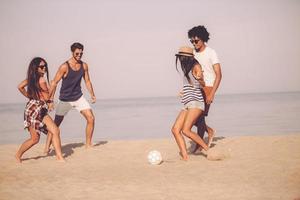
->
[0,0,300,103]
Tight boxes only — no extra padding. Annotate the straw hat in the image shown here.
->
[175,46,194,57]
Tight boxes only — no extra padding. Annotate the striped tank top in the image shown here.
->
[181,70,204,105]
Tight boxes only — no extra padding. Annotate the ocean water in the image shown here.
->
[0,92,300,144]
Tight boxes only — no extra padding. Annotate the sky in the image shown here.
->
[0,0,300,103]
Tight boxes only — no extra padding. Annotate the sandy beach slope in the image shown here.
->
[0,134,299,200]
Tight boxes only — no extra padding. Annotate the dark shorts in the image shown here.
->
[201,87,211,116]
[196,87,213,138]
[204,101,210,116]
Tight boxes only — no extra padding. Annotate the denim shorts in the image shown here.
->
[182,101,205,111]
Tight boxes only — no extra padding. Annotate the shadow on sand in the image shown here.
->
[187,136,226,156]
[62,141,108,158]
[22,155,48,162]
[23,141,108,161]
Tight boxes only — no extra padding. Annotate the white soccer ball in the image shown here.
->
[147,150,163,165]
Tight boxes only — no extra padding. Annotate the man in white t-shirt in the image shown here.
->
[188,25,222,152]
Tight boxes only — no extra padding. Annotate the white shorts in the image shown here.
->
[56,96,91,116]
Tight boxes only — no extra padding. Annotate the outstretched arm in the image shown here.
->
[83,63,96,103]
[18,79,28,98]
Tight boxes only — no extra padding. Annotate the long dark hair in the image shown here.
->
[176,55,199,82]
[26,57,49,100]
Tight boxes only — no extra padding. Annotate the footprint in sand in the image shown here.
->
[206,147,230,161]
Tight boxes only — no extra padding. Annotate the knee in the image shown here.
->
[182,127,191,137]
[51,127,60,136]
[171,126,181,136]
[31,136,40,144]
[86,114,95,124]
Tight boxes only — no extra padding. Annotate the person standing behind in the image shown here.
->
[188,25,222,151]
[44,42,96,152]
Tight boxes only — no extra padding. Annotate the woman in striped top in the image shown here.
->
[171,46,209,161]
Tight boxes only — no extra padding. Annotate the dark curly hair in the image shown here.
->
[71,42,84,52]
[188,25,210,42]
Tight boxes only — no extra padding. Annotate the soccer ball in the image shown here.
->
[147,150,163,165]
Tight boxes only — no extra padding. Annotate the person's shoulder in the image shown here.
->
[81,61,88,66]
[59,62,68,71]
[203,46,218,59]
[205,46,218,54]
[81,61,88,69]
[205,46,215,52]
[193,63,201,70]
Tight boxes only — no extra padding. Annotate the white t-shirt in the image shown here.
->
[193,46,220,87]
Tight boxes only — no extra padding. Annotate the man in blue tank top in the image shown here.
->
[45,42,96,151]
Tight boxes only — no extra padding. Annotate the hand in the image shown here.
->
[48,102,54,111]
[206,93,214,104]
[199,79,205,88]
[178,91,183,97]
[90,96,96,104]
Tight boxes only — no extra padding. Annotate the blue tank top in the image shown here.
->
[59,61,84,102]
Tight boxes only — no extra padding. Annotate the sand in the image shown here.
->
[0,134,300,200]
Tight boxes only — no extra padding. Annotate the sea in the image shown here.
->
[0,92,300,144]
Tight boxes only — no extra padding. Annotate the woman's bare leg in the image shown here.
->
[42,115,65,161]
[44,133,52,154]
[44,115,64,154]
[171,110,188,160]
[182,108,209,151]
[206,125,215,147]
[15,127,40,163]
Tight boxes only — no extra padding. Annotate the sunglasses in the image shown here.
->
[75,52,83,56]
[38,65,46,69]
[190,39,200,44]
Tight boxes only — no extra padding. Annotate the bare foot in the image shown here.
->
[85,144,94,149]
[207,129,216,148]
[190,144,202,154]
[15,154,22,163]
[43,148,51,155]
[56,158,66,163]
[179,152,188,161]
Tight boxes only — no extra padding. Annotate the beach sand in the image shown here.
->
[0,134,300,200]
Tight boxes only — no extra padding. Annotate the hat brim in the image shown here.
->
[175,53,194,57]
